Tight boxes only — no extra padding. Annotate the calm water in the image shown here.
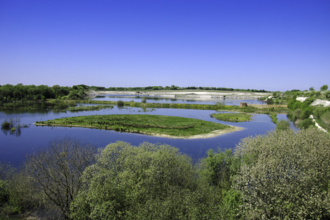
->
[92,95,266,105]
[0,104,294,167]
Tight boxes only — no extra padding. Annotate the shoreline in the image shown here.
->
[88,90,270,100]
[34,123,244,139]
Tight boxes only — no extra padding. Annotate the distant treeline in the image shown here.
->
[0,83,269,102]
[0,84,87,102]
[90,85,270,92]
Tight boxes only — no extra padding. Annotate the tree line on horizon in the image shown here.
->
[0,84,87,102]
[0,84,271,102]
[91,85,270,92]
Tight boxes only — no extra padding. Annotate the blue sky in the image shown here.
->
[0,0,329,91]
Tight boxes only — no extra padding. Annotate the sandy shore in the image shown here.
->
[88,90,270,100]
[34,123,244,139]
[139,125,244,139]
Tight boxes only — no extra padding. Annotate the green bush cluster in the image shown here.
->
[276,119,290,130]
[71,142,222,220]
[117,100,124,107]
[234,128,330,219]
[0,84,91,103]
[2,128,330,219]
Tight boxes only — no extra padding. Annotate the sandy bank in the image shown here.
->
[139,125,244,139]
[88,90,270,100]
[34,123,244,139]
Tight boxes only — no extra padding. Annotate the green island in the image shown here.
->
[210,113,253,122]
[35,114,242,139]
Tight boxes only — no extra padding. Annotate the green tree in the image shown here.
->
[321,85,328,91]
[117,100,124,107]
[234,129,330,219]
[309,87,315,91]
[198,149,242,219]
[141,97,147,103]
[52,85,61,98]
[71,142,221,220]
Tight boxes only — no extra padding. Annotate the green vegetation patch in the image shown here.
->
[58,99,288,113]
[36,114,230,137]
[68,105,113,112]
[210,113,253,122]
[321,111,330,124]
[269,113,278,124]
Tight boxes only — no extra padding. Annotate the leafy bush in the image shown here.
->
[287,99,301,110]
[314,107,330,118]
[320,111,330,124]
[117,100,124,107]
[300,106,313,119]
[325,91,330,99]
[71,142,221,220]
[141,97,147,103]
[1,120,10,129]
[321,85,328,91]
[300,118,315,129]
[293,108,302,120]
[198,149,242,219]
[234,128,330,219]
[276,119,290,130]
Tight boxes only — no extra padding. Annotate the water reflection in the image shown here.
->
[1,127,21,137]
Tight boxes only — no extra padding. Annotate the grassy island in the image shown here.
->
[35,114,242,138]
[211,113,253,122]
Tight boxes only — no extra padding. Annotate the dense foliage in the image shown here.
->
[1,128,329,219]
[102,85,269,92]
[71,142,222,220]
[234,128,330,219]
[66,84,269,92]
[0,84,88,102]
[275,119,290,130]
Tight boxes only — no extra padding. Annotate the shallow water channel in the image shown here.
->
[0,103,294,167]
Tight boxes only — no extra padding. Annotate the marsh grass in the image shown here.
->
[68,105,113,112]
[56,99,288,113]
[210,113,253,122]
[36,114,230,137]
[269,113,278,124]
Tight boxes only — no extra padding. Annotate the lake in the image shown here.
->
[0,101,294,167]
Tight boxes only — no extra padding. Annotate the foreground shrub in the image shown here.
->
[199,149,242,219]
[71,141,221,220]
[25,138,97,220]
[0,163,42,217]
[234,128,330,219]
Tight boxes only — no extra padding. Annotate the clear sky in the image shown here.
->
[0,0,329,91]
